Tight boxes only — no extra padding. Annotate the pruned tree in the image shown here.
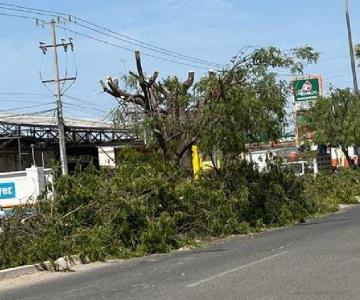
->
[100,50,198,165]
[101,46,319,167]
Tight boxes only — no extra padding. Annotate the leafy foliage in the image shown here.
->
[303,89,360,165]
[305,169,360,212]
[192,47,318,161]
[3,46,354,273]
[101,47,319,165]
[355,44,360,64]
[0,148,335,270]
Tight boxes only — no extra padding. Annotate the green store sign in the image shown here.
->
[293,77,322,102]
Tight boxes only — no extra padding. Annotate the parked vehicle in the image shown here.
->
[284,160,312,176]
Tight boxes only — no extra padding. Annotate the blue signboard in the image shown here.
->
[0,182,16,199]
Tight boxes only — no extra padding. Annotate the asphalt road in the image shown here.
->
[2,206,360,300]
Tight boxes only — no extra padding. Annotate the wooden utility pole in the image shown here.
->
[345,0,359,94]
[39,18,76,175]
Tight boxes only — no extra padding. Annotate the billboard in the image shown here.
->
[293,77,322,102]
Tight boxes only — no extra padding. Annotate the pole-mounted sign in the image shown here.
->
[293,77,322,102]
[292,75,323,147]
[292,76,323,112]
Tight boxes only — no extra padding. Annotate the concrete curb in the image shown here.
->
[0,255,90,281]
[0,264,41,280]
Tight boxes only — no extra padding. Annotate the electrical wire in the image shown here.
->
[0,5,65,19]
[56,25,211,70]
[0,92,51,96]
[0,11,39,21]
[0,3,221,68]
[63,101,108,114]
[70,16,221,67]
[0,2,68,16]
[316,55,349,64]
[327,71,360,81]
[0,9,211,86]
[0,100,53,105]
[63,94,108,108]
[63,107,103,117]
[0,10,209,71]
[0,108,57,118]
[0,3,353,71]
[69,20,220,68]
[278,66,357,81]
[0,102,55,112]
[63,94,115,122]
[4,4,350,72]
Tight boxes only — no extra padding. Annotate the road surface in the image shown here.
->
[1,206,360,299]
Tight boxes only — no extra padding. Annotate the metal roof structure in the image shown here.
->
[0,113,114,129]
[0,112,140,146]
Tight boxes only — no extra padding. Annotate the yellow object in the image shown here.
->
[192,145,200,179]
[201,160,213,171]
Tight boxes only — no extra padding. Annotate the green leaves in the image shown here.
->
[355,44,360,64]
[196,46,319,159]
[0,147,354,270]
[0,45,325,269]
[302,89,360,165]
[107,46,319,167]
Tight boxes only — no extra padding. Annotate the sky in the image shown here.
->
[0,0,360,121]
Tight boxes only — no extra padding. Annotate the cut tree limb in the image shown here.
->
[148,71,159,88]
[176,136,197,165]
[135,50,145,81]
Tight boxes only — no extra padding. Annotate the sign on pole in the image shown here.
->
[292,75,323,147]
[293,77,322,102]
[292,76,323,111]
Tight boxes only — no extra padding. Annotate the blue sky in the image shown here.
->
[0,0,359,120]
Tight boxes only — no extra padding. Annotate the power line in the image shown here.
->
[63,101,108,114]
[327,71,360,80]
[0,11,39,20]
[326,79,352,87]
[63,106,111,121]
[0,5,59,18]
[70,21,219,68]
[0,108,57,118]
[0,9,213,71]
[0,102,54,112]
[0,100,53,104]
[316,55,349,64]
[0,96,53,100]
[0,3,221,68]
[0,2,354,72]
[56,25,211,70]
[0,92,51,95]
[278,66,356,79]
[63,95,115,121]
[0,2,68,16]
[63,94,111,109]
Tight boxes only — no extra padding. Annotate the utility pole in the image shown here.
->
[39,18,76,175]
[345,0,359,94]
